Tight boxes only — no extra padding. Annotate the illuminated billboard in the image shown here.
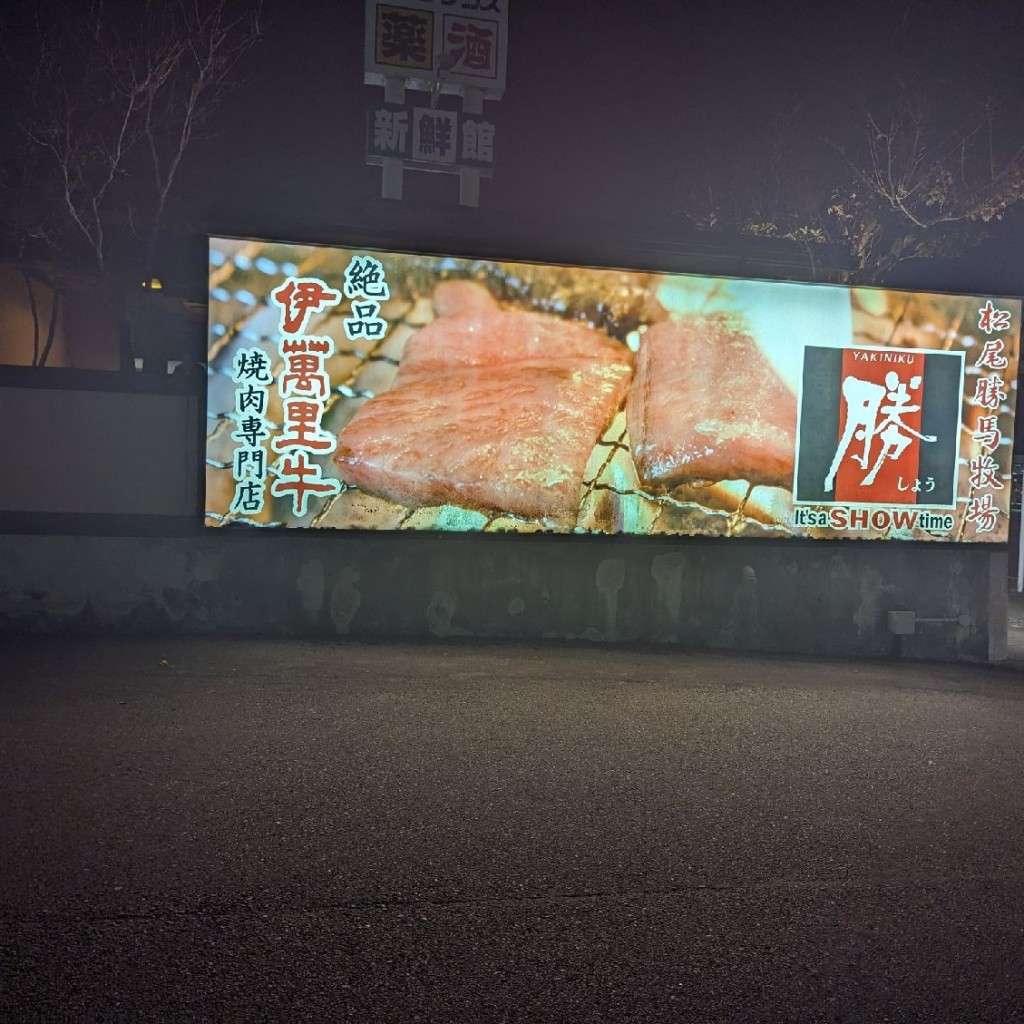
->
[206,237,1019,542]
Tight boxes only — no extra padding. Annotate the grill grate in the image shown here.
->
[206,239,1016,540]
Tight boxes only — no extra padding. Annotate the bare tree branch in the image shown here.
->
[3,0,263,280]
[690,84,1024,284]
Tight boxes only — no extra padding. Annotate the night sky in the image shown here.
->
[4,0,1024,292]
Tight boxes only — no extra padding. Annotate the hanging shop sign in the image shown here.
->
[363,1,507,205]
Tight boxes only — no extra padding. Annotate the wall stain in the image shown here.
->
[329,568,361,633]
[854,567,892,636]
[651,552,686,642]
[296,559,326,620]
[721,565,761,650]
[595,558,626,640]
[0,536,1001,661]
[426,590,458,637]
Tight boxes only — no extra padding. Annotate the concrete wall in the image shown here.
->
[0,380,1009,662]
[0,386,198,516]
[0,531,1008,662]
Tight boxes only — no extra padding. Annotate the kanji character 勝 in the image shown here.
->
[271,278,342,335]
[271,452,342,517]
[230,479,266,515]
[280,337,333,399]
[231,348,273,384]
[825,370,936,491]
[272,399,336,454]
[965,493,999,533]
[975,338,1008,370]
[972,374,1008,410]
[344,256,390,301]
[824,376,885,491]
[977,300,1012,335]
[972,415,1002,450]
[968,455,1004,490]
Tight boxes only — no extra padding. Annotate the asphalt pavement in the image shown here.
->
[2,624,1024,1023]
